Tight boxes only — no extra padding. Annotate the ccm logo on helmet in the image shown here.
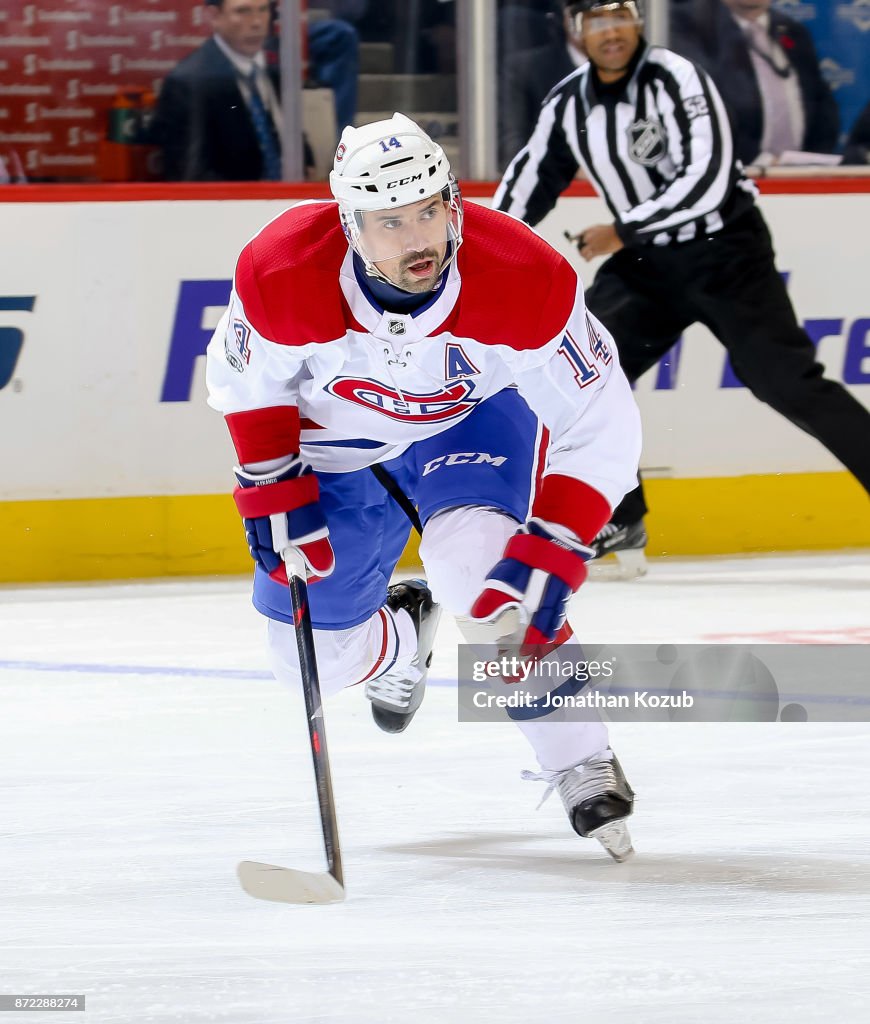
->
[387,173,424,189]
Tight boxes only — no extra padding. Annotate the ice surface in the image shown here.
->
[1,553,869,1023]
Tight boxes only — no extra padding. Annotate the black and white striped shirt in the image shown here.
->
[495,42,757,246]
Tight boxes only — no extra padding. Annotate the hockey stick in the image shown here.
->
[370,463,423,536]
[237,548,345,904]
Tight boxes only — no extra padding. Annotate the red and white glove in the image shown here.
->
[225,405,334,585]
[470,518,594,651]
[233,457,335,585]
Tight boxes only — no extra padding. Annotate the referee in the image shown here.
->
[495,0,870,572]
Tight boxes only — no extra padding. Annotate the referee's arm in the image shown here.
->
[494,88,581,227]
[616,61,735,244]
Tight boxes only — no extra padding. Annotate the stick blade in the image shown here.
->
[237,860,345,904]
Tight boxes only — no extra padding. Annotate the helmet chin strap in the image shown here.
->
[360,256,412,288]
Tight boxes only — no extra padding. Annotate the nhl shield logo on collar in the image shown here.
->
[388,320,407,336]
[627,118,667,166]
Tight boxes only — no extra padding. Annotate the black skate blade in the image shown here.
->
[237,861,345,904]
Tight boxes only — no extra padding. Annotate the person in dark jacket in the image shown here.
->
[151,0,320,181]
[670,0,839,166]
[499,1,585,169]
[150,0,283,181]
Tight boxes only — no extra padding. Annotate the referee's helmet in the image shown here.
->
[564,1,644,32]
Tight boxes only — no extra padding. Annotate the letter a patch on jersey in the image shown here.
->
[445,343,480,380]
[226,318,252,373]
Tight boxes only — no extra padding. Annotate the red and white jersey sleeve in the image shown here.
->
[499,287,642,513]
[206,199,641,532]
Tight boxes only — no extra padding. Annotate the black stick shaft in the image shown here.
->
[370,463,423,536]
[285,551,344,888]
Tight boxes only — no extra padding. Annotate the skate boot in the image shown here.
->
[522,749,635,862]
[365,580,442,734]
[589,519,647,580]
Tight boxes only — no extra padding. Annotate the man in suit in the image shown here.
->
[498,1,586,169]
[670,0,839,166]
[150,0,288,181]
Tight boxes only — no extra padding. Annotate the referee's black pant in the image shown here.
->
[585,207,870,525]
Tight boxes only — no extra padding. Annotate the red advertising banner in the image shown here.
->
[0,2,211,181]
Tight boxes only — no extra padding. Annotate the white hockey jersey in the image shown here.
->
[206,200,641,537]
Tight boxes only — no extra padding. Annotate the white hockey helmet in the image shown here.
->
[329,112,463,285]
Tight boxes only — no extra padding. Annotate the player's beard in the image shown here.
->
[393,247,446,293]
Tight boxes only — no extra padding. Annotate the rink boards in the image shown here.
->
[1,182,868,582]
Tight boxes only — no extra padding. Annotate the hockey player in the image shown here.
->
[206,113,642,860]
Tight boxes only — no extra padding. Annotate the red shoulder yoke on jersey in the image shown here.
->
[440,205,578,352]
[233,203,359,347]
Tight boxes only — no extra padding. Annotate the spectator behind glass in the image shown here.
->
[670,0,839,166]
[499,1,587,169]
[499,0,563,54]
[307,1,363,134]
[150,0,289,181]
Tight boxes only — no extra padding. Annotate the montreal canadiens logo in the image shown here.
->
[326,377,478,423]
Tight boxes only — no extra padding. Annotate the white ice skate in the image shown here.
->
[588,520,648,581]
[523,749,635,862]
[365,580,442,734]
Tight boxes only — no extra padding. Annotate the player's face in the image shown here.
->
[210,0,272,58]
[359,196,452,293]
[580,8,642,81]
